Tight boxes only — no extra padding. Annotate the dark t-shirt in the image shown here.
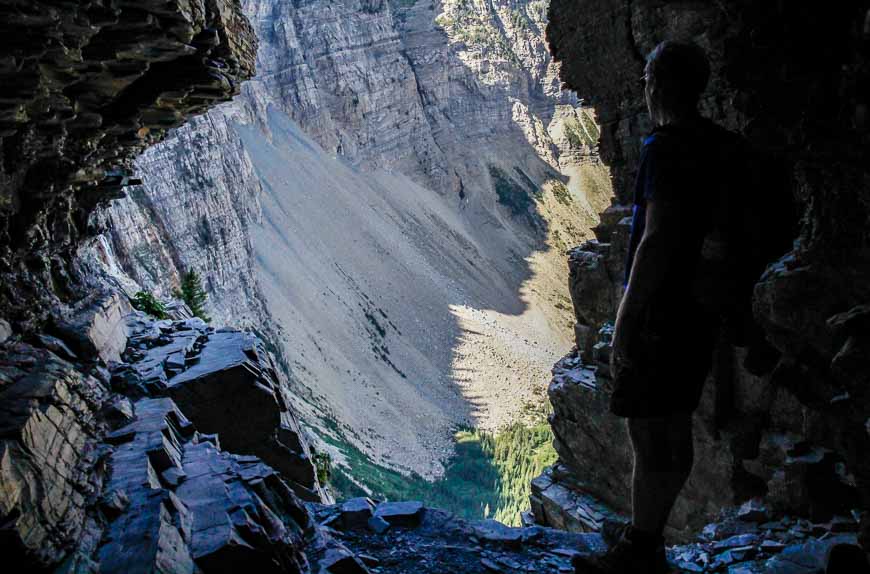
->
[624,117,742,328]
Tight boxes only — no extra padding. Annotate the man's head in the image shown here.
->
[643,41,710,125]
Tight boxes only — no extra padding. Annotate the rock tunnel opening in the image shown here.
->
[0,0,868,573]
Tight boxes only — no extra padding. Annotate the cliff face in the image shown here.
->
[97,0,613,478]
[0,0,256,331]
[538,0,870,543]
[0,2,342,570]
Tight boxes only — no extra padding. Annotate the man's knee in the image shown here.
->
[628,415,694,474]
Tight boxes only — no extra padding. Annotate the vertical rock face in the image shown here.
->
[0,343,109,568]
[541,0,870,541]
[0,1,336,570]
[98,0,613,477]
[0,0,257,330]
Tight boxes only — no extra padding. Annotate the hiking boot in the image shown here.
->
[574,521,670,574]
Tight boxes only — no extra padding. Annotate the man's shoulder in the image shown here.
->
[644,119,747,147]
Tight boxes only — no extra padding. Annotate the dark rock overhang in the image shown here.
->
[0,0,257,328]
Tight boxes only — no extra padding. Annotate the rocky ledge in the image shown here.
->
[0,294,331,571]
[116,311,328,501]
[307,495,867,574]
[309,498,606,573]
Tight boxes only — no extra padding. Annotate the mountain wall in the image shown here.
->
[0,1,330,569]
[0,0,255,331]
[534,0,870,545]
[96,0,614,479]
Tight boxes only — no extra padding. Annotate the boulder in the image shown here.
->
[97,398,310,574]
[0,343,108,568]
[529,465,625,533]
[367,515,391,534]
[56,292,132,364]
[340,498,376,529]
[473,519,524,547]
[166,330,324,500]
[373,501,425,527]
[317,548,370,574]
[113,314,325,502]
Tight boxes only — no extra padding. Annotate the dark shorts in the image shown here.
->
[609,308,717,418]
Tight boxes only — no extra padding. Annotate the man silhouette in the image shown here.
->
[592,41,735,573]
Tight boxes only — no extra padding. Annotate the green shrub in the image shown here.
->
[490,166,534,216]
[325,419,557,526]
[551,181,572,205]
[313,451,332,485]
[132,291,167,319]
[174,268,211,322]
[563,118,587,149]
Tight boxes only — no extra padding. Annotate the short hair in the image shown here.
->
[645,41,710,114]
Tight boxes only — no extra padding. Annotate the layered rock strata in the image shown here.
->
[0,2,339,568]
[99,397,311,574]
[0,301,333,570]
[538,0,870,545]
[119,311,327,501]
[97,0,610,477]
[0,0,256,330]
[0,340,110,568]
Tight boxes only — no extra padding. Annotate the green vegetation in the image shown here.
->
[550,181,572,206]
[527,0,548,21]
[578,109,600,142]
[563,118,590,149]
[174,268,211,322]
[563,109,601,149]
[131,291,167,319]
[314,451,332,485]
[325,420,557,526]
[579,161,614,211]
[434,0,521,64]
[509,9,531,32]
[490,165,539,217]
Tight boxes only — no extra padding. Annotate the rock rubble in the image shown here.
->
[116,310,329,502]
[309,500,607,574]
[0,299,336,571]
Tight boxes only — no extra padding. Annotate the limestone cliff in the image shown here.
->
[535,0,870,546]
[96,0,613,478]
[0,2,334,570]
[0,0,255,331]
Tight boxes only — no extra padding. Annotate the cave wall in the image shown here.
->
[542,0,870,539]
[0,0,256,331]
[0,1,333,570]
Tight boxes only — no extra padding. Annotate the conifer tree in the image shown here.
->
[175,268,211,322]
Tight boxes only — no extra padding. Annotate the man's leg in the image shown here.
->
[583,414,694,573]
[628,414,694,537]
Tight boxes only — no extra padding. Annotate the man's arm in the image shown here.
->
[612,198,685,361]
